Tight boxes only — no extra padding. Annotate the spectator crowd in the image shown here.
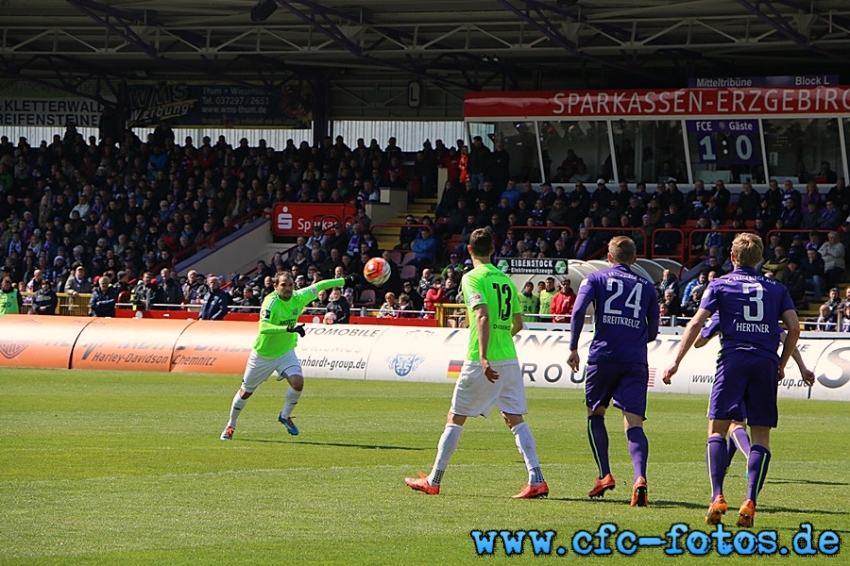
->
[1,122,849,328]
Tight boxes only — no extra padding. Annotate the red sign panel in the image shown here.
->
[271,202,357,236]
[464,86,850,119]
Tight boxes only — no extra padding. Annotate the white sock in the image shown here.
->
[511,422,544,485]
[280,387,302,419]
[228,392,247,428]
[428,423,462,485]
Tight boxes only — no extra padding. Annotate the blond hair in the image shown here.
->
[608,236,636,264]
[731,233,763,268]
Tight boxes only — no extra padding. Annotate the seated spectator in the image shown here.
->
[233,285,260,312]
[681,284,704,318]
[307,288,329,314]
[659,287,682,317]
[377,292,399,318]
[324,286,350,324]
[401,280,423,311]
[656,269,679,300]
[31,279,57,315]
[405,226,440,272]
[396,293,419,318]
[761,244,789,281]
[840,303,850,333]
[816,303,837,332]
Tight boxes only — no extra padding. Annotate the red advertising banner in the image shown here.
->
[464,86,850,119]
[271,202,358,236]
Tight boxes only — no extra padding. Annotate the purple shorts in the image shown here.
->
[709,352,778,427]
[585,362,649,419]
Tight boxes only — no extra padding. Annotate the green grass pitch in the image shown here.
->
[1,369,847,565]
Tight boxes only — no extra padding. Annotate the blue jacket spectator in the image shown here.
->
[198,276,229,320]
[90,277,118,317]
[407,226,439,270]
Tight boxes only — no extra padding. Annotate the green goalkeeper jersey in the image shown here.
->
[253,278,344,357]
[461,263,520,362]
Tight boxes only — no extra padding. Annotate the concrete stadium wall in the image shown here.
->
[0,315,847,401]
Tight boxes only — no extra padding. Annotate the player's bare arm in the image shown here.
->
[474,303,498,383]
[663,307,712,384]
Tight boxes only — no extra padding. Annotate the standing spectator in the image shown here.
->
[0,276,23,315]
[819,231,846,289]
[89,276,118,317]
[537,276,557,322]
[133,271,159,311]
[158,268,184,308]
[801,247,826,301]
[550,278,577,323]
[31,279,58,315]
[198,275,229,320]
[182,269,208,305]
[424,277,448,318]
[781,258,807,309]
[467,135,491,190]
[64,265,93,296]
[519,281,540,322]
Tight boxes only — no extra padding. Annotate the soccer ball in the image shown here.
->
[363,257,391,287]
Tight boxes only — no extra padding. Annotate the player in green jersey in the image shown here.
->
[405,228,548,498]
[220,271,345,440]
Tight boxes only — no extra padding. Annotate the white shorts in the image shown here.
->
[450,359,527,418]
[241,350,303,392]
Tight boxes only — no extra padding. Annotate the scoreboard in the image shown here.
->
[686,119,760,165]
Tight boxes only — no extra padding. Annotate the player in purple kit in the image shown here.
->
[694,313,815,476]
[568,236,659,507]
[663,233,804,528]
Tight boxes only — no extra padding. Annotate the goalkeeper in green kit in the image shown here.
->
[220,271,345,440]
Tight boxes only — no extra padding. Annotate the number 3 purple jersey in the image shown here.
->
[570,264,659,364]
[699,267,795,363]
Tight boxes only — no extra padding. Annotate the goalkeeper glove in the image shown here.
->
[286,324,306,338]
[344,274,358,285]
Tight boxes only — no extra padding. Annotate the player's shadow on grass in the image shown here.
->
[241,438,425,451]
[760,504,849,517]
[766,477,848,487]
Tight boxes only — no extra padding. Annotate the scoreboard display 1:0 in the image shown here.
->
[687,119,761,165]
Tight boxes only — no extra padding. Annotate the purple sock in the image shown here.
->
[706,436,728,500]
[746,445,771,504]
[726,436,737,467]
[731,427,751,459]
[626,426,649,481]
[587,415,611,478]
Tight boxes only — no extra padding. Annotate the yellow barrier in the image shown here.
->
[22,292,92,316]
[435,303,467,328]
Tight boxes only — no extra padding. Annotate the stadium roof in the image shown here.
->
[2,1,850,94]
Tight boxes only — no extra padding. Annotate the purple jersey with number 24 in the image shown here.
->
[570,264,659,364]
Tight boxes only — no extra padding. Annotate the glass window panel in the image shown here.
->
[541,120,609,184]
[763,118,843,184]
[612,120,686,185]
[467,121,542,183]
[685,120,764,185]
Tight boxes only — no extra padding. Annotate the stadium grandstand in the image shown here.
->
[1,0,850,329]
